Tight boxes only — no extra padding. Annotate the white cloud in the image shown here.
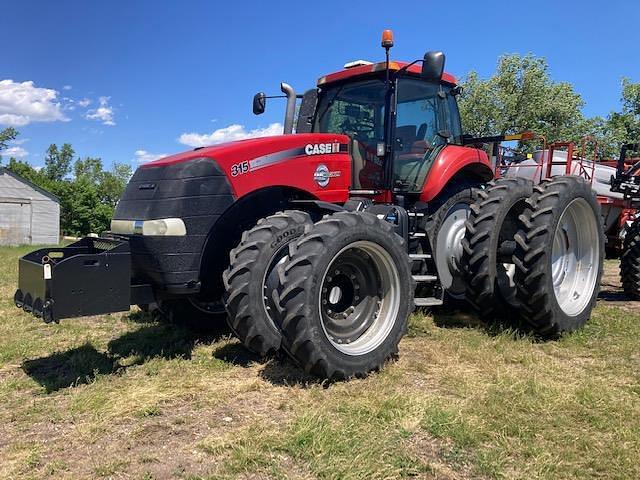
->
[63,85,72,91]
[0,79,68,126]
[0,146,28,158]
[85,96,115,126]
[134,149,168,164]
[78,98,91,108]
[178,123,283,148]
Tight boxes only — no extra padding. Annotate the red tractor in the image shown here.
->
[14,31,604,379]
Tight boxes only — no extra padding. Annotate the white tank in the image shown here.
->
[503,149,623,231]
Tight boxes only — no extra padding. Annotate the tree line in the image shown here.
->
[457,54,640,158]
[1,53,639,236]
[0,130,131,236]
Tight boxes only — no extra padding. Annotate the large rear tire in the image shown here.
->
[276,211,414,379]
[223,210,312,356]
[620,218,640,299]
[513,176,604,335]
[461,177,533,321]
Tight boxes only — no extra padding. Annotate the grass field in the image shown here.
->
[0,245,638,480]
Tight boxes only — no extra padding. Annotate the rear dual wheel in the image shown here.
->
[461,177,533,320]
[513,176,604,335]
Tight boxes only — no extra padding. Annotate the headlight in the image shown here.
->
[111,218,186,236]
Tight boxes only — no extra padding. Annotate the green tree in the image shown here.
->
[458,54,585,143]
[601,79,640,157]
[6,157,53,190]
[74,156,104,183]
[0,127,18,152]
[0,127,19,164]
[99,162,132,207]
[44,143,74,181]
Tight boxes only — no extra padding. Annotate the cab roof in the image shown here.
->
[318,61,457,87]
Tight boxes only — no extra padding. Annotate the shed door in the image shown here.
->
[0,201,32,245]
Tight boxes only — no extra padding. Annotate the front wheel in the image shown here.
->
[223,210,312,356]
[513,176,604,335]
[276,211,414,380]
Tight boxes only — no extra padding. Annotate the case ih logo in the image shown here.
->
[313,164,341,187]
[305,143,341,155]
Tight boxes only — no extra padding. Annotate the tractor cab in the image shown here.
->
[254,30,464,197]
[311,62,462,193]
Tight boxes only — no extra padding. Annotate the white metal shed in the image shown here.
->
[0,167,60,245]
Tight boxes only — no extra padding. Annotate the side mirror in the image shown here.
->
[253,92,266,115]
[421,51,445,82]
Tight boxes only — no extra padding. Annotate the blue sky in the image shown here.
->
[1,0,638,169]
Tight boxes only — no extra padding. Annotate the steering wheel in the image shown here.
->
[341,119,375,140]
[394,134,440,189]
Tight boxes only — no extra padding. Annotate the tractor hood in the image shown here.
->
[141,134,350,170]
[138,133,352,199]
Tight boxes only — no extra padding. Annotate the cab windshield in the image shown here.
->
[313,76,461,191]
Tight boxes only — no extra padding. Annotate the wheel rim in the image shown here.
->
[436,201,471,298]
[318,241,401,356]
[189,297,226,315]
[551,198,599,316]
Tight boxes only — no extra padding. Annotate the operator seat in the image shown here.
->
[416,123,427,141]
[396,125,417,153]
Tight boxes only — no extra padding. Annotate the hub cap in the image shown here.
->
[551,198,599,316]
[318,241,401,356]
[435,202,472,298]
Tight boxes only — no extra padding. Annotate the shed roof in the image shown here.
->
[0,167,60,203]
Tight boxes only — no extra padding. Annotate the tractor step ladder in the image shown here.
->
[412,273,444,307]
[414,297,443,307]
[407,223,443,307]
[412,274,438,282]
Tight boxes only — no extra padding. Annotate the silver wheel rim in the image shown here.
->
[189,297,226,315]
[551,198,599,316]
[436,202,471,298]
[318,241,401,356]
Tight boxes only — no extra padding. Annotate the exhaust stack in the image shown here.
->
[280,82,296,134]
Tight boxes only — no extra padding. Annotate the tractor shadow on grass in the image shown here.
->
[22,312,231,393]
[259,357,325,387]
[429,306,551,341]
[22,343,116,393]
[211,342,325,387]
